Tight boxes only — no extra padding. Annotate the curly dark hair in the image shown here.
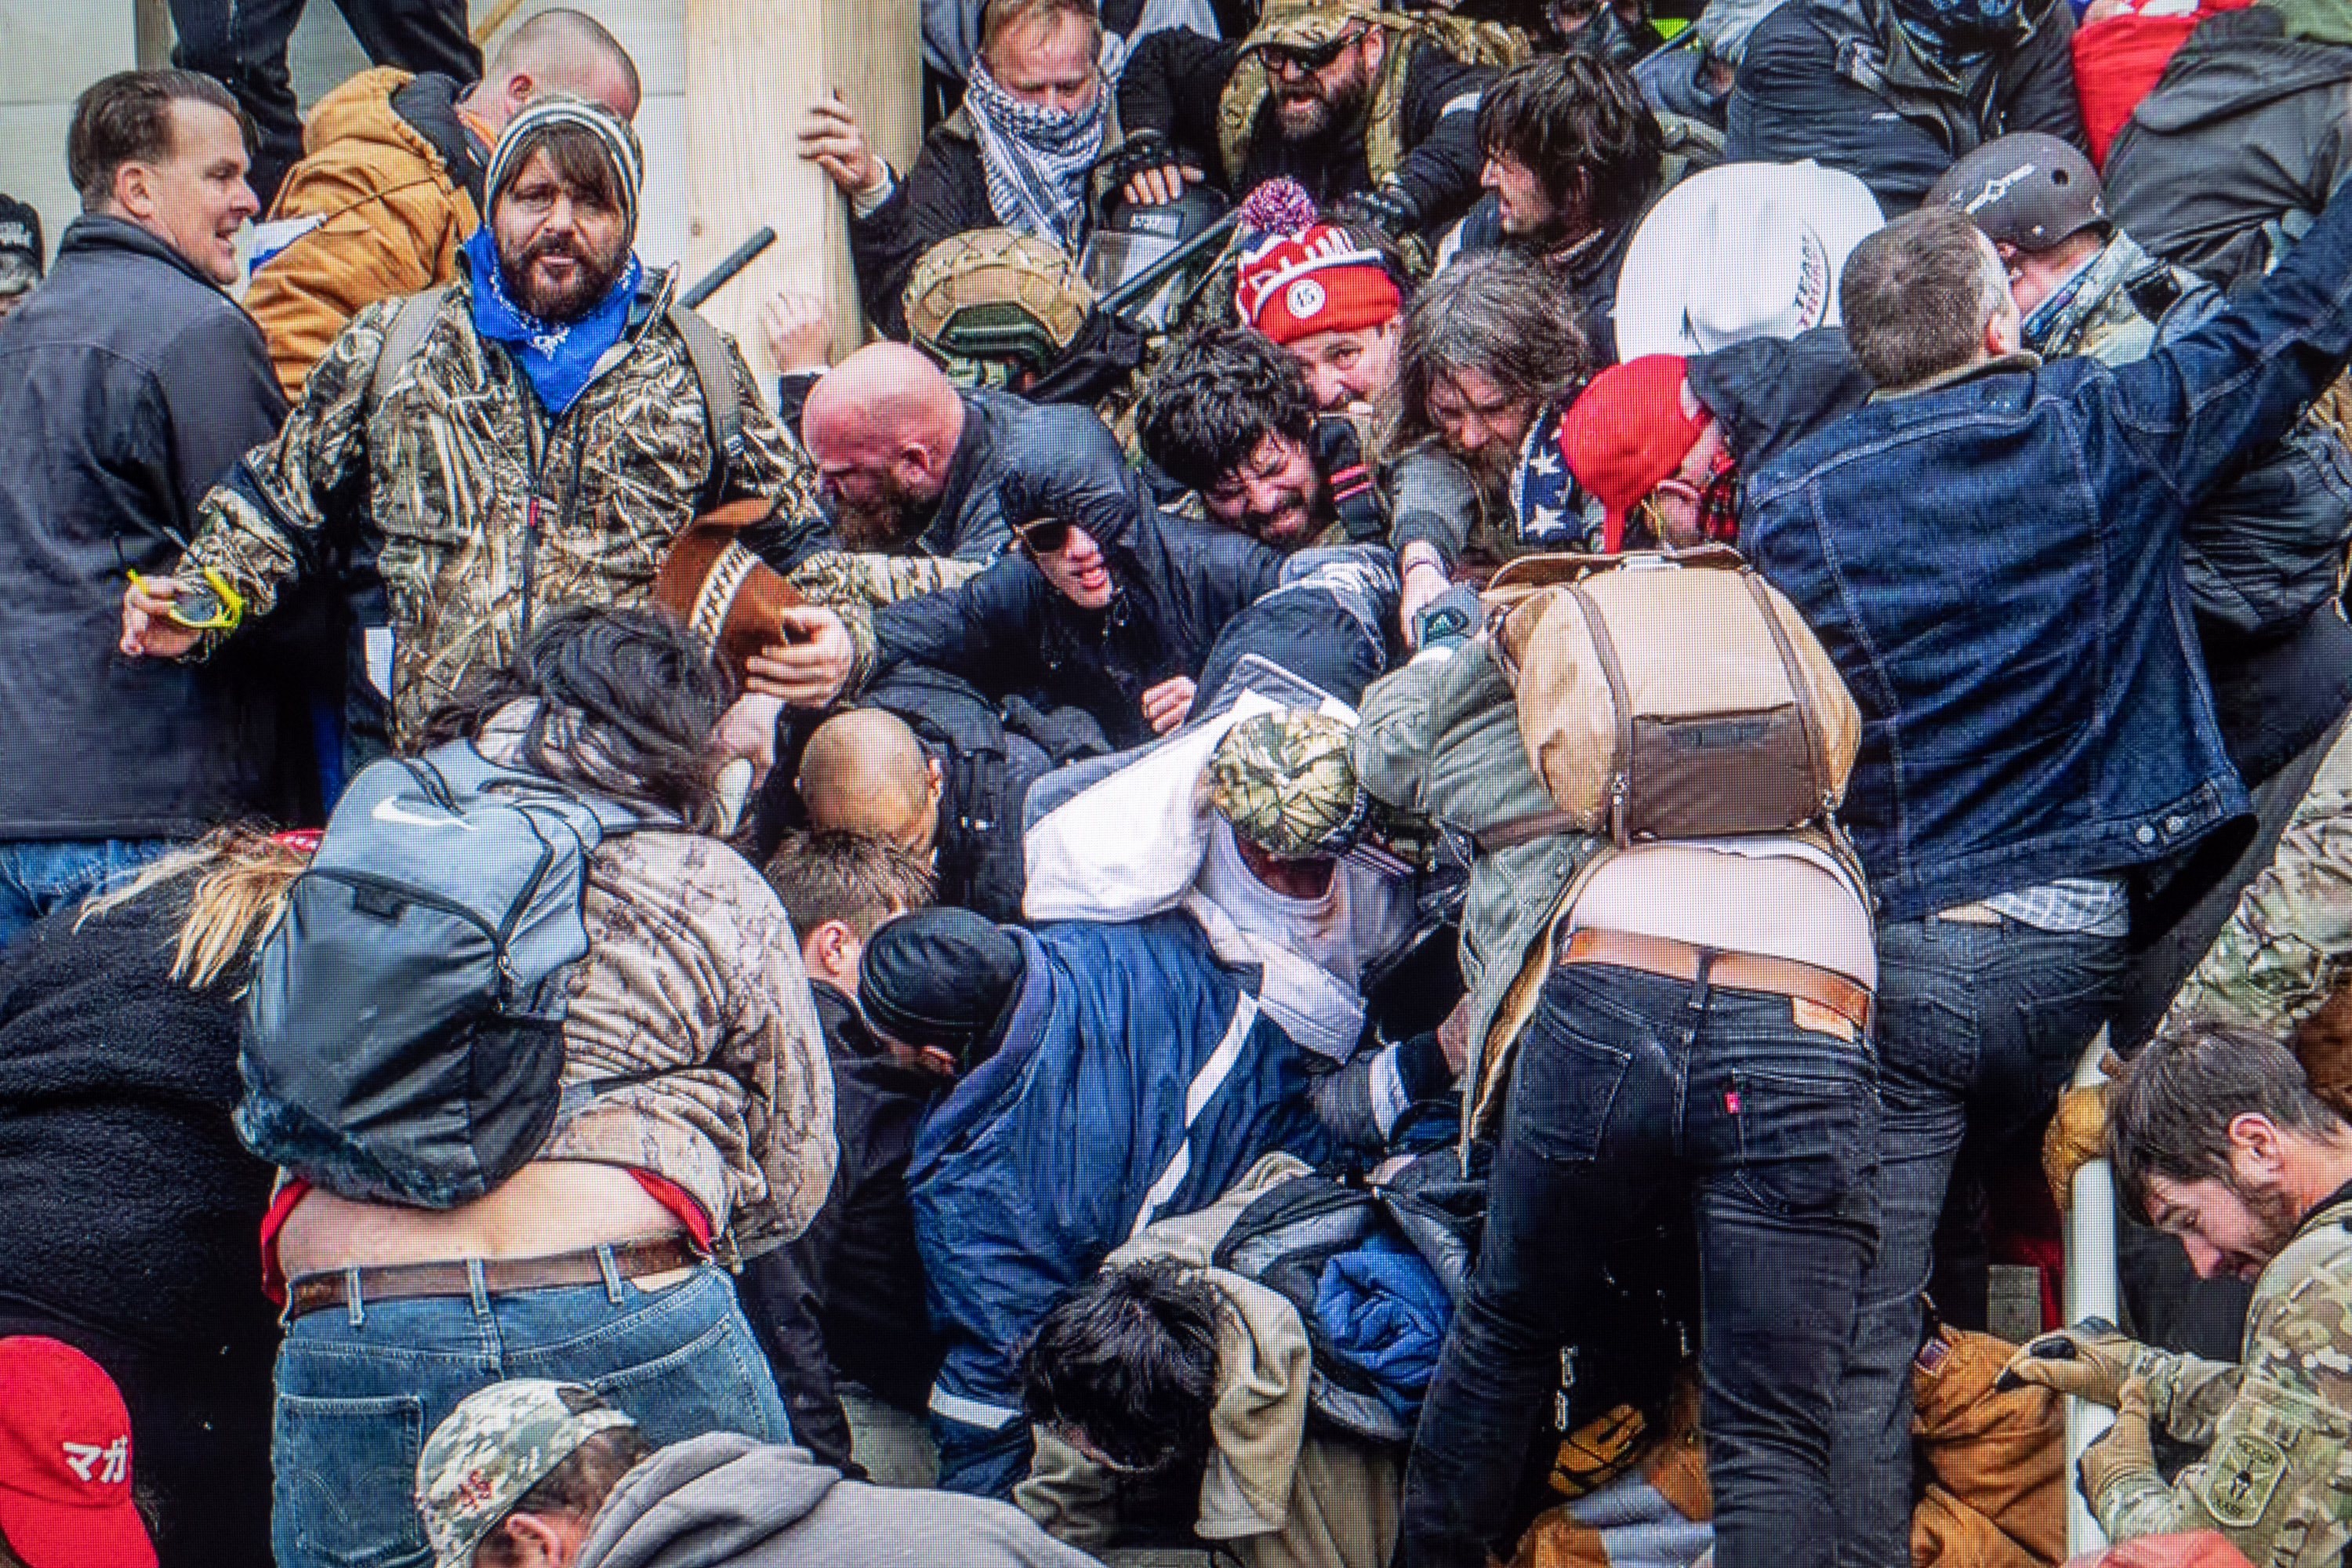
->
[419,604,736,834]
[1138,325,1319,495]
[1019,1257,1227,1476]
[1475,53,1664,239]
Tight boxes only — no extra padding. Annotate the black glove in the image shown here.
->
[1334,180,1423,238]
[1310,416,1387,543]
[1100,129,1184,192]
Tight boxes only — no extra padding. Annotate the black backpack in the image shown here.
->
[235,740,644,1208]
[1212,1155,1485,1446]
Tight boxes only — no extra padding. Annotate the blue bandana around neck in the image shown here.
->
[463,225,642,415]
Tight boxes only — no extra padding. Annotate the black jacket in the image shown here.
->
[742,982,945,1475]
[1118,28,1496,228]
[0,217,293,839]
[1726,0,2085,210]
[0,889,281,1360]
[2104,8,2352,290]
[868,475,1284,750]
[850,111,1000,342]
[912,390,1133,562]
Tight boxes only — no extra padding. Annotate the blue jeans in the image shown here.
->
[1832,916,2128,1568]
[0,838,175,950]
[1402,963,1881,1568]
[270,1259,789,1568]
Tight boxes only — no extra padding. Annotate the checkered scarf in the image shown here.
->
[963,35,1123,256]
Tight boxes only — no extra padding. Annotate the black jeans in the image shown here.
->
[1402,961,1881,1568]
[1831,916,2128,1568]
[169,0,480,209]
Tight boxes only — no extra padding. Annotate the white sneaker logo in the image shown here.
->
[372,797,476,831]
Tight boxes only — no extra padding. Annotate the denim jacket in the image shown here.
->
[1742,180,2352,921]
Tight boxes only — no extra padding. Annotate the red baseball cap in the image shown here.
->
[1559,354,1708,553]
[0,1339,156,1568]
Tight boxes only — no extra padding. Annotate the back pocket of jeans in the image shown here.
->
[273,1392,427,1568]
[1730,1069,1876,1218]
[1508,1026,1633,1163]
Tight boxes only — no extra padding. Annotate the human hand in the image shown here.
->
[713,692,786,786]
[1106,130,1201,207]
[1997,1318,2158,1407]
[2043,1078,2112,1211]
[1399,556,1450,644]
[744,607,855,707]
[1142,674,1196,735]
[120,575,204,659]
[1124,162,1202,206]
[762,292,833,375]
[2076,1377,2156,1507]
[797,96,884,197]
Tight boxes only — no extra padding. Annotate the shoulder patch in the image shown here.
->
[2203,1431,2288,1528]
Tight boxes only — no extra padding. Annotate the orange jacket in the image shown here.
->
[242,67,487,402]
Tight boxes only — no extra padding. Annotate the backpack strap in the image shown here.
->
[666,302,746,514]
[369,284,452,414]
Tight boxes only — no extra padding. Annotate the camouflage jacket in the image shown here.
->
[2092,1191,2352,1561]
[180,265,821,741]
[2163,723,2352,1040]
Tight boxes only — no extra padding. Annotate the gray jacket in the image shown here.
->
[575,1433,1102,1568]
[1355,644,1605,1140]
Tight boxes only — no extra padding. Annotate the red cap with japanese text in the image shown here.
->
[1234,223,1402,346]
[0,1338,155,1568]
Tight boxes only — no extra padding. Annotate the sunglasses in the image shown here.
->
[114,531,245,632]
[1258,27,1363,75]
[1013,517,1074,555]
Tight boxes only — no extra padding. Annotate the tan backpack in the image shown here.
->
[1484,547,1862,847]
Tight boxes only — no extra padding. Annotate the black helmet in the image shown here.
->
[1926,132,2107,253]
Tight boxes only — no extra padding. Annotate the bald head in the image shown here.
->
[803,344,968,550]
[472,9,642,132]
[799,709,943,856]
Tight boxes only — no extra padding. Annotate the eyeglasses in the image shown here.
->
[1258,27,1363,76]
[1012,517,1073,555]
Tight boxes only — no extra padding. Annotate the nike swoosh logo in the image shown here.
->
[372,797,476,830]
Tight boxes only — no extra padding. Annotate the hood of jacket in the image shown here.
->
[1686,325,1875,472]
[575,1434,839,1568]
[2132,6,2352,131]
[299,67,488,215]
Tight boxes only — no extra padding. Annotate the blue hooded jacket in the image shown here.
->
[909,913,1341,1483]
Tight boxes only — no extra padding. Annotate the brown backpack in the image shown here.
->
[1484,547,1861,847]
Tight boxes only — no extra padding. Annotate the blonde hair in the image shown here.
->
[77,826,308,990]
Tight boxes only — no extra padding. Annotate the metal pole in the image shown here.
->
[2065,1029,2118,1558]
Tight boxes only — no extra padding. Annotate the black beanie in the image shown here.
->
[858,909,1026,1069]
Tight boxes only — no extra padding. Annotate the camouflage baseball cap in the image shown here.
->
[417,1381,637,1568]
[1244,0,1384,53]
[1208,710,1370,858]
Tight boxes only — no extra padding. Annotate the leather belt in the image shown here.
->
[285,1235,702,1321]
[1560,927,1873,1035]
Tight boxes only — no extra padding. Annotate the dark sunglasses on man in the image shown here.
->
[1012,517,1074,555]
[1256,25,1365,76]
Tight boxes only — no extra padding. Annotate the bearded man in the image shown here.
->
[1114,0,1498,243]
[2003,1022,2352,1566]
[798,340,1134,563]
[1384,252,1591,590]
[121,96,821,745]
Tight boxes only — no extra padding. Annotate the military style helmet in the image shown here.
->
[1208,710,1371,860]
[1926,132,2107,254]
[902,229,1094,383]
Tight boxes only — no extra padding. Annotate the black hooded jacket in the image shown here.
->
[2104,7,2352,290]
[866,461,1285,750]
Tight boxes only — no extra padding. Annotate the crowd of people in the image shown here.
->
[8,0,2352,1564]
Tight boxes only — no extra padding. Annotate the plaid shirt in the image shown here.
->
[1986,877,2132,937]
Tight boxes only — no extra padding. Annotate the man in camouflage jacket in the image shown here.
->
[121,96,821,746]
[2009,1022,2352,1564]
